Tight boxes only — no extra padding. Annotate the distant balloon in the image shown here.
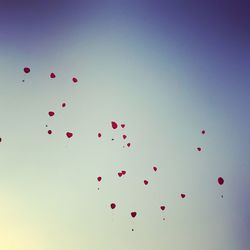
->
[181,193,186,199]
[131,211,137,218]
[160,206,165,211]
[121,124,125,128]
[97,176,102,182]
[66,132,73,138]
[72,77,78,84]
[153,166,157,172]
[48,111,55,117]
[201,130,206,134]
[23,67,30,73]
[111,121,118,129]
[144,180,149,185]
[50,72,56,78]
[218,177,224,185]
[110,203,116,209]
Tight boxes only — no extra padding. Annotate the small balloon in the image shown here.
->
[66,132,73,138]
[50,73,56,78]
[23,67,30,73]
[48,111,55,117]
[111,121,118,129]
[181,193,186,199]
[110,203,116,209]
[131,212,137,218]
[218,177,224,185]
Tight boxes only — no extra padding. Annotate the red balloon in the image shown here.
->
[110,203,116,209]
[48,130,52,135]
[66,132,73,138]
[111,121,118,129]
[218,177,224,185]
[23,67,30,73]
[97,176,102,182]
[181,193,186,198]
[121,124,125,128]
[72,77,78,84]
[153,166,157,172]
[131,211,137,218]
[50,73,56,78]
[48,111,55,117]
[160,206,165,211]
[144,180,149,185]
[98,132,102,138]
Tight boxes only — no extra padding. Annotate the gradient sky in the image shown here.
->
[0,1,249,250]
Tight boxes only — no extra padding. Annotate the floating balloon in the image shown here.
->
[97,176,102,182]
[50,73,56,78]
[66,132,73,138]
[62,102,66,108]
[98,133,102,138]
[181,194,186,198]
[23,67,30,73]
[153,166,157,172]
[110,203,116,209]
[122,134,127,140]
[48,111,55,117]
[131,212,137,218]
[72,77,78,84]
[144,180,149,185]
[121,124,125,128]
[218,177,224,185]
[48,130,52,135]
[111,121,118,129]
[197,147,202,152]
[160,206,165,211]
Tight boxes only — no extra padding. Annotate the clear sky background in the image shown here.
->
[0,1,249,249]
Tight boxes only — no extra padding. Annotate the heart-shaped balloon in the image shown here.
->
[66,132,73,138]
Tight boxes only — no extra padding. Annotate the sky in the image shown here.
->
[0,1,249,249]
